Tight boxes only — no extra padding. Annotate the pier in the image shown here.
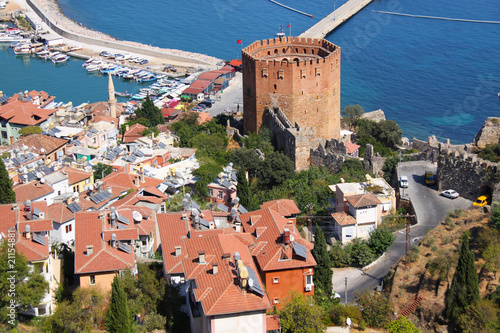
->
[300,0,373,39]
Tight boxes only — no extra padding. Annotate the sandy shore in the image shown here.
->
[1,0,224,72]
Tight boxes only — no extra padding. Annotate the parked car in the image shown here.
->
[473,195,491,207]
[399,176,409,188]
[139,59,149,65]
[441,189,459,199]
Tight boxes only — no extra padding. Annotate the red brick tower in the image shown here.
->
[242,37,341,140]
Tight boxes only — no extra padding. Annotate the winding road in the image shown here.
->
[332,161,473,303]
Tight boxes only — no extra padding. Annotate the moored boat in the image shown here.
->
[52,53,70,63]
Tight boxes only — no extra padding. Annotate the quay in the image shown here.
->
[300,0,373,39]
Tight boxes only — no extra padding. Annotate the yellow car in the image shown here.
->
[473,195,491,207]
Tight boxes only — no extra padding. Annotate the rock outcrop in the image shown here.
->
[473,117,500,149]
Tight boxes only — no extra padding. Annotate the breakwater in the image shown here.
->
[372,11,500,25]
[300,0,373,39]
[25,0,221,67]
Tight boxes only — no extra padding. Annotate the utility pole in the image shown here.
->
[306,203,314,242]
[344,277,347,305]
[405,214,414,269]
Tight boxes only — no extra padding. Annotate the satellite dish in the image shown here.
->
[132,211,142,222]
[40,148,46,153]
[38,159,44,166]
[36,172,43,179]
[346,318,352,327]
[233,197,240,205]
[290,235,295,243]
[88,185,94,191]
[40,177,45,184]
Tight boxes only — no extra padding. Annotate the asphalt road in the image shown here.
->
[206,72,243,117]
[332,160,472,303]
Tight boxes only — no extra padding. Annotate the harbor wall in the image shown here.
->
[25,0,213,66]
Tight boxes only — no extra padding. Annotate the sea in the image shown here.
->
[1,0,499,143]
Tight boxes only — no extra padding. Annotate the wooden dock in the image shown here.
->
[300,0,374,39]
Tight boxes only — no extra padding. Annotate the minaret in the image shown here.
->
[108,73,117,118]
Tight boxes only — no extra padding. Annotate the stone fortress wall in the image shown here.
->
[242,37,341,141]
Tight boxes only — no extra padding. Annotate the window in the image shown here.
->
[85,179,90,184]
[89,274,95,285]
[101,135,106,141]
[273,277,279,284]
[218,192,223,199]
[273,298,279,304]
[209,189,213,197]
[65,224,72,233]
[306,275,313,285]
[1,131,6,139]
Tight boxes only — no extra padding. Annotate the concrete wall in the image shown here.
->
[211,311,266,333]
[26,0,211,66]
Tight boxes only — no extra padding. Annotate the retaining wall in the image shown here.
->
[26,0,212,66]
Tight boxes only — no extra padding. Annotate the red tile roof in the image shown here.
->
[18,219,53,232]
[101,172,164,190]
[345,142,360,154]
[345,193,382,208]
[331,211,357,226]
[48,203,75,223]
[10,134,68,155]
[240,206,316,272]
[157,212,189,274]
[74,211,135,274]
[123,123,147,143]
[10,90,56,108]
[0,99,56,126]
[61,166,92,185]
[266,315,281,331]
[260,199,301,216]
[14,181,54,202]
[228,59,242,67]
[182,234,271,316]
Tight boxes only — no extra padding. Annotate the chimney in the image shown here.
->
[125,125,130,131]
[86,245,94,255]
[134,176,140,187]
[140,167,145,182]
[212,263,218,275]
[198,251,206,264]
[174,246,182,257]
[283,228,291,245]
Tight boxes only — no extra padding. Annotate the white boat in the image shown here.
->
[36,48,49,57]
[0,35,28,43]
[14,45,31,55]
[52,54,69,63]
[86,64,101,72]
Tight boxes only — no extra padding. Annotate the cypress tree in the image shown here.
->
[107,276,132,333]
[236,167,251,208]
[135,95,165,127]
[311,224,332,296]
[444,232,480,324]
[0,158,15,204]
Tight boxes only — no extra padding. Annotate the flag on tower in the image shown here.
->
[286,23,291,28]
[236,39,242,44]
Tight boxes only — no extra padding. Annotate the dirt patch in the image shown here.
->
[387,208,493,332]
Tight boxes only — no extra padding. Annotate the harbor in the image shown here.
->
[300,0,373,39]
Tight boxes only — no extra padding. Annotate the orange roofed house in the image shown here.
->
[0,90,57,144]
[0,203,58,316]
[182,234,271,333]
[239,200,316,308]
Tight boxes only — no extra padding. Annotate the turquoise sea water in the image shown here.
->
[1,0,499,143]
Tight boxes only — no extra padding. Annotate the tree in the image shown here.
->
[192,163,222,198]
[18,126,42,137]
[342,104,365,126]
[490,203,500,230]
[107,276,132,333]
[0,242,48,323]
[355,289,393,328]
[257,151,295,190]
[136,263,165,314]
[279,291,324,333]
[369,228,396,256]
[352,242,375,267]
[427,250,456,284]
[456,299,500,333]
[0,158,15,204]
[386,316,421,333]
[135,95,165,127]
[93,162,113,181]
[45,287,105,332]
[445,232,480,324]
[231,148,263,180]
[482,242,500,278]
[236,166,251,208]
[311,225,332,296]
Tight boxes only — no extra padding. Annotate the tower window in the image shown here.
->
[274,84,277,90]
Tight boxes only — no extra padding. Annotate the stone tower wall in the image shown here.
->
[243,37,341,141]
